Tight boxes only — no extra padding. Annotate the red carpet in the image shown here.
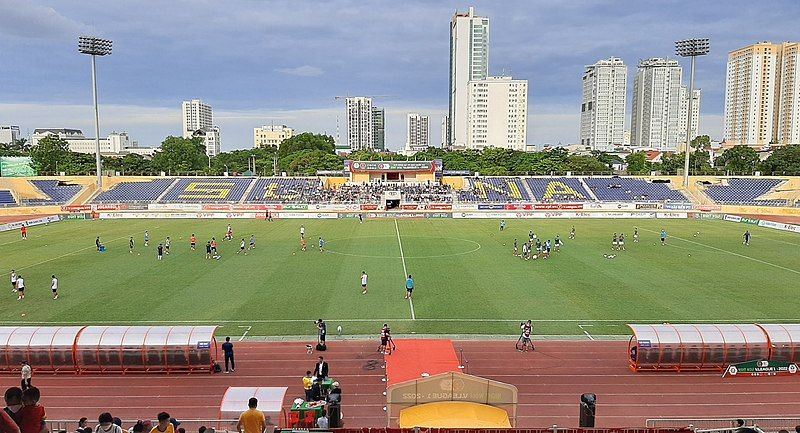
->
[385,339,461,385]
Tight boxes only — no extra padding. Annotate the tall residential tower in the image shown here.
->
[346,97,374,151]
[405,113,430,153]
[448,7,489,149]
[630,58,683,150]
[466,76,528,151]
[580,57,627,151]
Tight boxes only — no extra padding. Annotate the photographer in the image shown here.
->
[516,320,535,352]
[315,319,327,350]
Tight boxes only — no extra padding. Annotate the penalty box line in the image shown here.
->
[394,219,415,320]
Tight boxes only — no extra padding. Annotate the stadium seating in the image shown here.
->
[245,178,323,203]
[159,178,255,203]
[25,180,83,205]
[704,178,787,206]
[584,177,688,202]
[458,177,530,202]
[94,179,175,203]
[526,177,591,202]
[0,190,16,207]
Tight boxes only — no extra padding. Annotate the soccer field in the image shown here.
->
[1,217,798,337]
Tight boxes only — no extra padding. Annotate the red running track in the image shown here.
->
[2,340,799,428]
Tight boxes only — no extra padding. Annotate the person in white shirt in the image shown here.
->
[11,270,17,293]
[315,409,329,429]
[300,225,305,239]
[360,271,368,295]
[51,275,59,300]
[20,360,32,390]
[16,275,24,301]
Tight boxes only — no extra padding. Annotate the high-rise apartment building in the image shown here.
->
[405,113,430,153]
[630,58,684,150]
[0,126,20,145]
[580,57,627,151]
[253,125,294,148]
[372,107,385,151]
[725,41,800,146]
[346,97,374,151]
[466,76,528,151]
[679,87,702,143]
[182,99,212,139]
[449,7,489,149]
[441,116,450,147]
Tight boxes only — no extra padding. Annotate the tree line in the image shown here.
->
[2,134,799,176]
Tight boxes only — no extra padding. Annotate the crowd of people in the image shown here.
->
[269,180,453,204]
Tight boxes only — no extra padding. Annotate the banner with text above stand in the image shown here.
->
[723,359,799,378]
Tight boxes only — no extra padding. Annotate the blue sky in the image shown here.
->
[0,0,797,150]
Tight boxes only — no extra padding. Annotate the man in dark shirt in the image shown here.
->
[3,386,22,427]
[222,337,235,373]
[734,419,758,433]
[314,356,328,378]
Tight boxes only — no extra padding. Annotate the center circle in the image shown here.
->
[325,235,481,259]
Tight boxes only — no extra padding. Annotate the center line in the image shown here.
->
[394,219,415,320]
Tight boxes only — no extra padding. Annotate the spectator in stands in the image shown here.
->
[733,419,758,433]
[76,418,89,433]
[315,409,329,429]
[236,398,265,433]
[129,422,145,433]
[112,419,122,429]
[177,428,185,433]
[149,413,173,433]
[222,337,235,373]
[3,387,22,426]
[16,387,45,433]
[795,426,800,433]
[95,413,122,433]
[302,371,313,402]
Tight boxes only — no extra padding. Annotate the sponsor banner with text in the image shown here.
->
[149,203,203,211]
[427,203,453,210]
[360,204,379,211]
[400,204,419,210]
[635,203,662,210]
[656,212,688,219]
[724,214,742,223]
[426,212,452,219]
[61,205,92,213]
[275,212,337,219]
[584,202,636,210]
[0,215,61,232]
[477,204,506,210]
[698,204,722,212]
[758,219,800,234]
[533,203,584,210]
[665,202,694,210]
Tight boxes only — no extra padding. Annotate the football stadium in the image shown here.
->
[1,163,800,431]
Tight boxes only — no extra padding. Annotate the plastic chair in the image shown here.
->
[303,411,316,428]
[287,412,300,428]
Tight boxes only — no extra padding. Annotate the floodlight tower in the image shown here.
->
[675,38,710,188]
[78,36,113,187]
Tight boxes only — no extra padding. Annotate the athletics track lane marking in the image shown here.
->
[238,325,252,341]
[394,219,415,320]
[639,227,800,276]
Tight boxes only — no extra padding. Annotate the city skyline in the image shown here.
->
[1,0,798,151]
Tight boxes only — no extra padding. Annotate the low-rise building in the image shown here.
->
[31,129,158,157]
[0,125,20,144]
[254,125,294,148]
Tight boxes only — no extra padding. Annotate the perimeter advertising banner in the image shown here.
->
[724,360,799,378]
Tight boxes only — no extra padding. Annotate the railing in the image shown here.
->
[48,419,243,433]
[646,418,800,432]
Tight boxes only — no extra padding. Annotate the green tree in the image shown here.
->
[29,135,71,174]
[625,152,650,174]
[566,155,609,173]
[590,150,623,169]
[760,144,800,175]
[691,135,711,151]
[715,145,759,174]
[277,133,334,158]
[281,150,343,175]
[151,136,206,173]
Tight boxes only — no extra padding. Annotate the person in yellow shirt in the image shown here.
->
[150,413,174,433]
[302,371,313,401]
[237,398,265,433]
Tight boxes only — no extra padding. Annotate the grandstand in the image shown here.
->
[159,178,255,203]
[458,177,530,202]
[23,180,83,205]
[0,190,15,207]
[525,177,592,202]
[704,178,789,206]
[94,178,175,203]
[584,177,688,202]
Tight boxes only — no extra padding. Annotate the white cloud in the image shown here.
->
[275,66,324,77]
[0,0,92,39]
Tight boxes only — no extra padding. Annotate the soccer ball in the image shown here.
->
[292,252,296,256]
[137,253,140,256]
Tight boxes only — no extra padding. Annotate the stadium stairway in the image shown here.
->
[239,178,260,203]
[154,178,179,203]
[578,178,599,201]
[519,179,537,203]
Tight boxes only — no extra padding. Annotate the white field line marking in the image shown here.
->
[238,325,252,341]
[1,318,796,325]
[0,235,43,246]
[15,232,139,272]
[640,228,800,276]
[577,324,595,341]
[394,219,415,320]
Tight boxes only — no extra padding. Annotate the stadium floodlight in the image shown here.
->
[675,38,710,188]
[78,36,113,188]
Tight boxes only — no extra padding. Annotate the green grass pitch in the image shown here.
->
[1,217,798,337]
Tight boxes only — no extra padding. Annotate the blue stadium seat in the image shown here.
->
[94,179,175,203]
[584,177,688,202]
[458,177,530,202]
[24,180,82,205]
[245,178,323,203]
[705,178,787,206]
[526,178,590,202]
[159,178,255,203]
[0,190,17,207]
